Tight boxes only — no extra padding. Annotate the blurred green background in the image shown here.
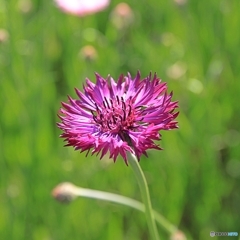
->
[1,0,240,239]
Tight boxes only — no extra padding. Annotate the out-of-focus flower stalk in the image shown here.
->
[52,182,178,235]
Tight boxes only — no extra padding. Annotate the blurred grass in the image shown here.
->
[1,0,240,239]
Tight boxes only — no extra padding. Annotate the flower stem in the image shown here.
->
[77,187,177,234]
[127,152,160,240]
[52,182,177,234]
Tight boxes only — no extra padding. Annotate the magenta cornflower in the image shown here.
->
[57,72,179,164]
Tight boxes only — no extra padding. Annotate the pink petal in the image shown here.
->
[54,0,110,16]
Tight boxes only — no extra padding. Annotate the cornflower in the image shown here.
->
[58,72,178,164]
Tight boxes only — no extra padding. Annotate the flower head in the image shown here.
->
[58,72,179,164]
[54,0,110,17]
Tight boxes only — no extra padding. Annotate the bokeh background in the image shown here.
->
[1,0,240,239]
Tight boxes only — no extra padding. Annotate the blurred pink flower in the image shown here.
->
[57,72,179,164]
[54,0,110,16]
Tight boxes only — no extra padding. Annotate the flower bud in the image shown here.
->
[52,182,78,204]
[79,45,98,61]
[170,230,187,240]
[110,3,134,30]
[0,29,9,44]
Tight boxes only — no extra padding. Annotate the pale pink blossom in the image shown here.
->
[54,0,110,16]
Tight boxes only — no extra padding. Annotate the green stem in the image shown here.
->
[127,152,160,240]
[73,186,177,234]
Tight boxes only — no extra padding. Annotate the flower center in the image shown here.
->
[92,96,135,133]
